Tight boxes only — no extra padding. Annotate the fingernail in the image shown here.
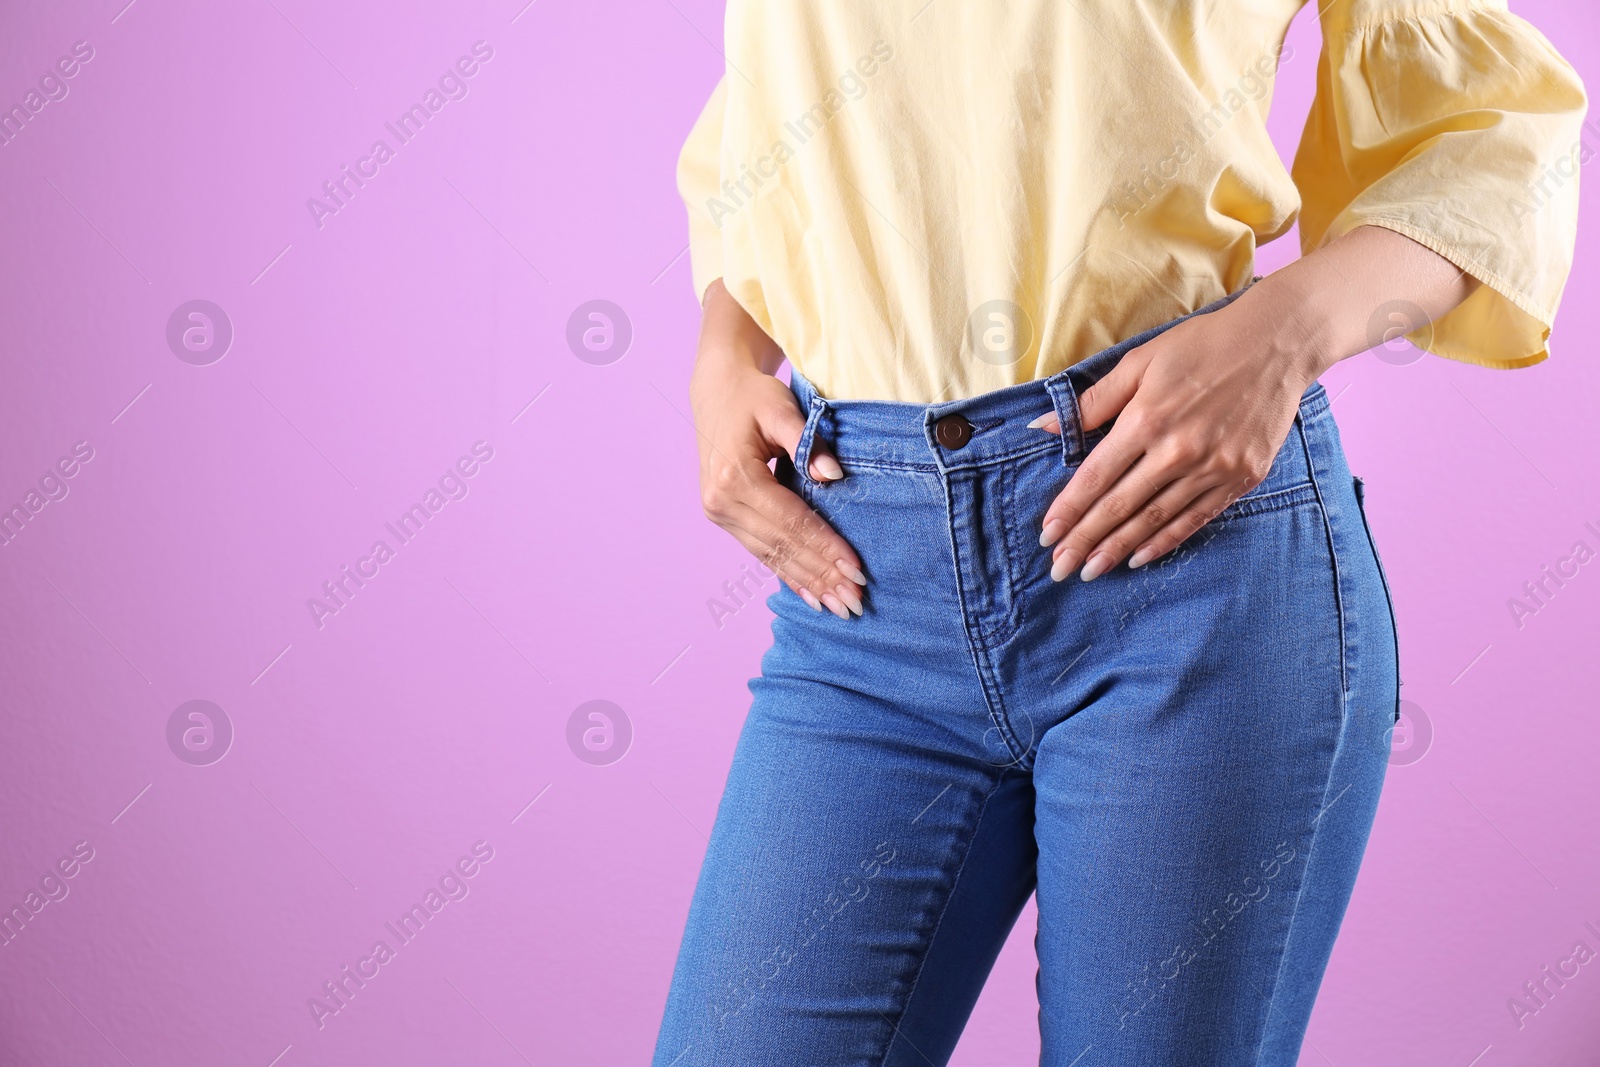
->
[821,592,850,620]
[836,584,864,616]
[1128,547,1154,569]
[837,559,867,585]
[1079,553,1113,582]
[1026,412,1059,431]
[1050,551,1080,583]
[800,588,823,612]
[1039,520,1064,548]
[814,454,845,481]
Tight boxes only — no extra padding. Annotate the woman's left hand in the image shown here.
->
[1033,287,1324,581]
[1035,226,1479,581]
[1034,226,1480,581]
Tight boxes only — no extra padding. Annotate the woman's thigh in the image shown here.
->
[650,673,1039,1067]
[653,452,1045,1067]
[1021,408,1395,1067]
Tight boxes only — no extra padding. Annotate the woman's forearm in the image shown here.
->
[697,278,786,378]
[1236,224,1482,384]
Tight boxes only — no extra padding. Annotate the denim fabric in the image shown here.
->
[653,291,1398,1067]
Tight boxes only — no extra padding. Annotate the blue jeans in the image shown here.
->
[653,290,1398,1066]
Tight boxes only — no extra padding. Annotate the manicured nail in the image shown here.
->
[813,454,845,481]
[820,592,850,620]
[837,559,868,585]
[836,584,864,616]
[1039,520,1064,548]
[1079,553,1113,582]
[1050,551,1081,583]
[1027,412,1059,431]
[1128,547,1155,569]
[799,588,823,612]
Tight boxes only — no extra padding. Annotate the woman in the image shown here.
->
[655,1,1584,1064]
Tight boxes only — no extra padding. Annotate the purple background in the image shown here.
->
[0,1,1596,1064]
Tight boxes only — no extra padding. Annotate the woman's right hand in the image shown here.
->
[688,280,867,619]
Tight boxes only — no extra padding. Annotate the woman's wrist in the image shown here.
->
[1236,225,1482,385]
[1228,270,1341,388]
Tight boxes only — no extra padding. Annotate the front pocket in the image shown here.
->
[1351,475,1402,723]
[774,451,806,502]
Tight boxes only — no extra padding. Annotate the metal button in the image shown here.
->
[934,413,973,450]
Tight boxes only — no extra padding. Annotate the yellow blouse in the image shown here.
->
[677,0,1586,402]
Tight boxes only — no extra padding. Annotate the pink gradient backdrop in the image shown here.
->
[0,1,1595,1064]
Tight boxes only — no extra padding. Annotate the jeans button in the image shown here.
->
[934,413,973,450]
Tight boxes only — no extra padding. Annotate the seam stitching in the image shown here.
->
[1333,0,1508,38]
[877,770,1012,1067]
[938,474,1029,766]
[1251,458,1357,1061]
[1298,412,1351,694]
[997,462,1029,645]
[1214,483,1321,522]
[1249,724,1348,1065]
[824,441,1063,476]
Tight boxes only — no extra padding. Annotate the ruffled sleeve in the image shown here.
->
[676,76,728,305]
[1292,0,1588,366]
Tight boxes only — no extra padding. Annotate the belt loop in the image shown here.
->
[1043,372,1084,464]
[791,371,830,483]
